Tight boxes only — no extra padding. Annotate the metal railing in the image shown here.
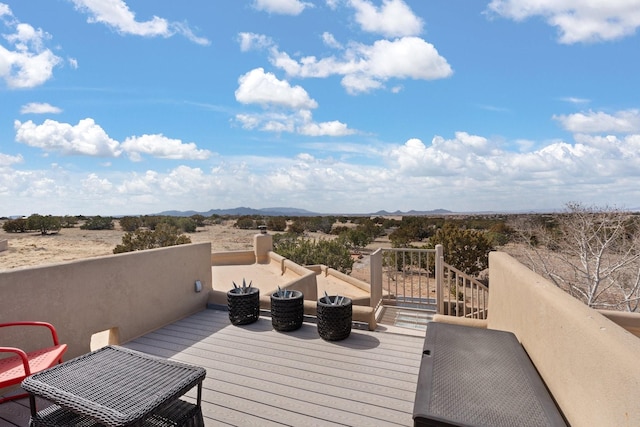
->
[440,261,489,319]
[370,245,488,319]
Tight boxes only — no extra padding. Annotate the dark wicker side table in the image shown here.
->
[270,290,304,332]
[21,345,205,427]
[317,296,352,341]
[227,287,260,325]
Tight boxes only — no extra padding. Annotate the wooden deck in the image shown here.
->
[1,308,425,426]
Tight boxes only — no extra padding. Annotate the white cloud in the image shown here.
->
[5,128,640,215]
[13,118,212,161]
[235,110,355,137]
[560,96,590,105]
[235,67,318,109]
[252,0,313,15]
[238,32,274,52]
[271,36,452,94]
[0,152,23,168]
[554,109,640,134]
[14,118,122,157]
[0,4,11,17]
[486,0,640,44]
[0,6,62,88]
[82,173,113,194]
[349,0,424,37]
[70,0,209,45]
[121,134,212,162]
[322,32,343,49]
[170,21,210,46]
[298,120,355,137]
[325,0,340,9]
[20,102,62,114]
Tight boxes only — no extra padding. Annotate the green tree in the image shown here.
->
[267,216,287,232]
[113,223,192,254]
[60,216,79,228]
[177,217,197,233]
[235,216,255,229]
[80,216,114,230]
[119,216,142,232]
[288,219,305,234]
[429,223,493,276]
[190,214,206,227]
[273,234,354,274]
[343,228,372,250]
[26,214,61,235]
[2,218,27,233]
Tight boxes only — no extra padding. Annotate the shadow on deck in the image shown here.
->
[1,308,425,427]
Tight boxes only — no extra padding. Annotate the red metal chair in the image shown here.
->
[0,321,68,404]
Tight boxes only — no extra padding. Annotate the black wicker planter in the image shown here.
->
[270,290,304,332]
[317,296,352,341]
[227,287,260,326]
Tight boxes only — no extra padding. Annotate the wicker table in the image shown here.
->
[22,345,206,427]
[413,323,566,427]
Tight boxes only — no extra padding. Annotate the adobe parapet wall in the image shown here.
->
[0,242,212,360]
[487,251,640,427]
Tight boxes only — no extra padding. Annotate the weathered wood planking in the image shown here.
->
[1,309,424,427]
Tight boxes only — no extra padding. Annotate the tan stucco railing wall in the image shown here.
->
[488,251,640,427]
[0,242,212,360]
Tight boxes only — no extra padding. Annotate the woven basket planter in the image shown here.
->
[227,287,260,326]
[317,296,352,341]
[270,290,304,332]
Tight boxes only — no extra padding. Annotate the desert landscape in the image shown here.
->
[0,220,375,282]
[0,220,262,272]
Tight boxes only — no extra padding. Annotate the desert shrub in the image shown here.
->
[177,217,197,233]
[307,217,334,234]
[235,216,255,229]
[80,216,114,230]
[2,218,27,233]
[113,223,191,254]
[273,234,354,274]
[141,215,162,230]
[267,216,287,232]
[26,214,61,235]
[342,228,372,249]
[60,216,79,228]
[389,216,437,246]
[428,223,493,276]
[208,214,223,225]
[331,225,349,235]
[119,216,143,232]
[287,219,305,234]
[190,214,206,227]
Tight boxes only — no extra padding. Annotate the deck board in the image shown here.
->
[0,308,424,426]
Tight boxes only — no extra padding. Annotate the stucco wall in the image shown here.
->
[0,242,212,360]
[488,251,640,427]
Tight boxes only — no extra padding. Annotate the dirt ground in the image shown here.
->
[0,220,261,272]
[0,220,383,280]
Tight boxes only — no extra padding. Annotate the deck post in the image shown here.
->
[435,244,444,315]
[370,248,383,309]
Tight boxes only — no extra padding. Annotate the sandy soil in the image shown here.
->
[0,220,260,272]
[0,220,390,286]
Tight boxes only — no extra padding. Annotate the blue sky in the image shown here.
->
[2,0,640,216]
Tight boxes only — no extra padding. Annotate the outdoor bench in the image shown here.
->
[413,322,567,427]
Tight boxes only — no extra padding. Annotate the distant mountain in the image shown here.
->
[156,207,456,217]
[373,209,453,216]
[156,207,320,217]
